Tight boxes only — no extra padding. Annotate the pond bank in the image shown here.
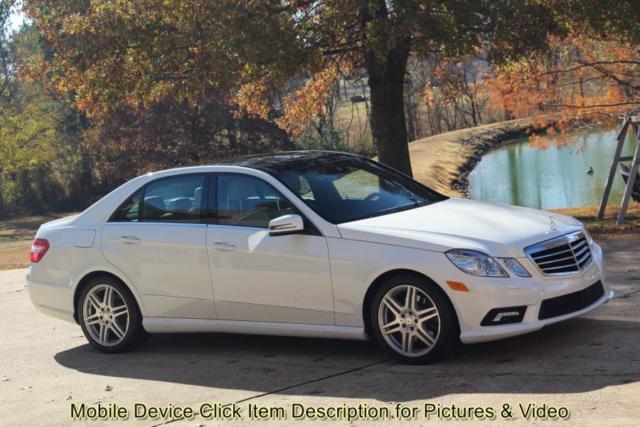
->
[408,117,550,197]
[408,119,639,234]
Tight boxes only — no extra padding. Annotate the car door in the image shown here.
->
[101,173,216,319]
[206,173,334,325]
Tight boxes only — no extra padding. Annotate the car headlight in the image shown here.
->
[500,258,531,277]
[446,249,509,277]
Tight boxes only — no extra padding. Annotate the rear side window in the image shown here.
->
[216,174,295,228]
[142,175,205,223]
[110,189,143,222]
[109,175,205,223]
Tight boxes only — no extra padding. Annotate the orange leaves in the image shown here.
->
[483,64,550,119]
[233,79,272,121]
[277,67,339,137]
[480,34,640,131]
[422,82,437,108]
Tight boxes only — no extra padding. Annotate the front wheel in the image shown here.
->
[370,274,458,364]
[78,276,147,353]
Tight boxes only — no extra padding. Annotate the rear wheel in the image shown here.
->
[370,274,458,363]
[78,276,147,353]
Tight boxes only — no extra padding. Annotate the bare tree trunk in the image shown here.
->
[406,103,417,142]
[470,100,479,126]
[365,37,413,176]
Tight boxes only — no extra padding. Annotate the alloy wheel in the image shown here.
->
[377,284,441,357]
[82,284,130,347]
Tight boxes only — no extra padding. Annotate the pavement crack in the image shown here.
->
[231,358,391,405]
[151,358,391,426]
[0,288,27,296]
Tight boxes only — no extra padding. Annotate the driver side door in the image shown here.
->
[206,173,334,325]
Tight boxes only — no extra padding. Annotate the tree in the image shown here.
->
[24,0,638,176]
[84,91,292,189]
[0,0,14,215]
[421,57,494,130]
[0,19,93,215]
[480,34,640,137]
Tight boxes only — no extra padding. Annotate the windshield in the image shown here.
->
[267,155,447,224]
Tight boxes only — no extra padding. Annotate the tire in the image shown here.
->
[78,276,148,353]
[369,274,458,364]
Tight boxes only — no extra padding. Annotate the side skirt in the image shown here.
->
[142,317,368,341]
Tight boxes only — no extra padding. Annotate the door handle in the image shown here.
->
[211,241,236,251]
[120,235,141,244]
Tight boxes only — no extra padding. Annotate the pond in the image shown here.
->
[468,127,637,209]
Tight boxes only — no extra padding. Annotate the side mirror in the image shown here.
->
[268,214,304,236]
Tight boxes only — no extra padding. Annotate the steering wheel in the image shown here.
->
[365,192,382,202]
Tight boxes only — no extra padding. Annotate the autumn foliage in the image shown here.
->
[2,0,640,216]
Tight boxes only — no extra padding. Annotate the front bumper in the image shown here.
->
[450,242,611,344]
[460,287,612,343]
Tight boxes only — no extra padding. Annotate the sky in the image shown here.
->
[9,10,26,33]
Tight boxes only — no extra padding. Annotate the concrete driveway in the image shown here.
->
[1,239,639,426]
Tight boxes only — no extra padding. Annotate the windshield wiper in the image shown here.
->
[346,200,428,222]
[380,200,428,216]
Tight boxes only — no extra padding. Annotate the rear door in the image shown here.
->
[206,173,334,325]
[101,174,215,319]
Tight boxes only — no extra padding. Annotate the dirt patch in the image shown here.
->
[0,240,31,270]
[554,205,640,238]
[0,213,77,270]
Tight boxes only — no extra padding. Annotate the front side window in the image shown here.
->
[217,174,295,228]
[142,175,205,223]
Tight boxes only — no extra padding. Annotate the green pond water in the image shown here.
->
[468,128,638,209]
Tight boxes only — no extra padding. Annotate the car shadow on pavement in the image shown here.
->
[55,317,640,402]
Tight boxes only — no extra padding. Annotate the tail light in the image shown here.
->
[30,238,50,263]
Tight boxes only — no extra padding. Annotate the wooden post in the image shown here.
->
[616,123,640,224]
[597,117,630,219]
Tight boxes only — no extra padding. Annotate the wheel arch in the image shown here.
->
[361,269,459,338]
[72,270,142,323]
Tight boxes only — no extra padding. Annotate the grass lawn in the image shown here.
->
[334,101,373,152]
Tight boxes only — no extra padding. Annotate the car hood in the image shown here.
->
[337,198,583,257]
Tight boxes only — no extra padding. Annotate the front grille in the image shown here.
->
[525,231,592,276]
[538,281,604,320]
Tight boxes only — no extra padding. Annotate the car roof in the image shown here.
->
[220,150,365,173]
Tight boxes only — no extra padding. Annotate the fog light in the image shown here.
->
[481,306,527,326]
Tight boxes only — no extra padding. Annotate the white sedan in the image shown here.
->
[27,151,612,363]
